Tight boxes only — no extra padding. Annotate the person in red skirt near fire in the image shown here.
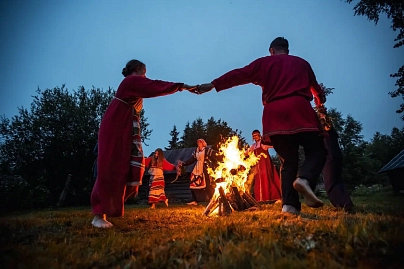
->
[245,130,281,202]
[145,148,181,209]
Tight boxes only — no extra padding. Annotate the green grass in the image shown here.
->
[0,189,403,269]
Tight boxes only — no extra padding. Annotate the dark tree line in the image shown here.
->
[1,84,403,212]
[165,117,247,150]
[0,85,152,212]
[319,84,404,186]
[0,86,245,212]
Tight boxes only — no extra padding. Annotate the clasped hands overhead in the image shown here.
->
[182,83,214,95]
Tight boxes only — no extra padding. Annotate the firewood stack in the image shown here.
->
[203,186,261,217]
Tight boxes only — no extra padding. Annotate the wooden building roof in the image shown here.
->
[145,147,205,175]
[378,149,404,173]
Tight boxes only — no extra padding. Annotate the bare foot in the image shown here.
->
[293,178,323,208]
[281,205,300,215]
[91,214,113,228]
[164,199,169,207]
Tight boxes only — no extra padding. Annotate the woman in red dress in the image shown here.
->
[246,130,281,202]
[91,59,195,228]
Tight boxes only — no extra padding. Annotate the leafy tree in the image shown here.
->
[176,117,246,149]
[0,85,152,210]
[165,125,180,150]
[139,109,152,146]
[326,108,387,186]
[365,126,404,171]
[344,0,404,119]
[205,117,246,149]
[190,118,206,145]
[179,122,192,148]
[319,83,334,97]
[319,84,381,186]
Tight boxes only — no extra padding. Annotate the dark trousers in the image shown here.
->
[271,131,326,210]
[322,128,354,210]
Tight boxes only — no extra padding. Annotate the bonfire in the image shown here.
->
[203,136,267,217]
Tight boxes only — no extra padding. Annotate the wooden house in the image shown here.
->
[378,149,404,193]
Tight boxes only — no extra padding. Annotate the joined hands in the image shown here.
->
[182,84,198,91]
[196,83,214,95]
[183,83,214,95]
[182,83,215,95]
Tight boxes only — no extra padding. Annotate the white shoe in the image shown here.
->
[293,178,323,208]
[281,205,300,215]
[91,215,113,228]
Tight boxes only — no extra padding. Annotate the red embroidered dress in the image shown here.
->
[249,141,281,202]
[144,158,176,204]
[91,75,183,217]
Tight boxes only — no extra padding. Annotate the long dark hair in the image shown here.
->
[122,59,145,77]
[151,148,164,168]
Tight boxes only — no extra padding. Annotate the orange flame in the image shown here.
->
[208,136,265,198]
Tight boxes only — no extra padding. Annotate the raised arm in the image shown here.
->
[212,58,263,92]
[181,154,197,166]
[195,58,263,95]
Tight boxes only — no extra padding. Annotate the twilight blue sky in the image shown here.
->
[0,0,403,156]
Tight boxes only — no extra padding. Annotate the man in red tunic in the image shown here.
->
[196,37,326,214]
[91,59,195,228]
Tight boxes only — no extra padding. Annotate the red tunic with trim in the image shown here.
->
[91,75,183,217]
[211,54,324,137]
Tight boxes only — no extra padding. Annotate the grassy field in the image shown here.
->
[0,188,403,269]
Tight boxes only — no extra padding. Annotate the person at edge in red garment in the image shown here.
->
[91,59,197,228]
[194,37,327,215]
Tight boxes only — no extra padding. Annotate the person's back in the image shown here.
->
[247,54,318,105]
[196,36,326,214]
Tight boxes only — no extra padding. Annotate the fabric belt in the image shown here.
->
[114,96,130,105]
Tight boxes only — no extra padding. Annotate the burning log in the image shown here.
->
[226,192,239,211]
[201,135,264,217]
[242,192,261,208]
[203,185,261,217]
[232,186,245,211]
[218,200,223,216]
[218,187,232,216]
[203,196,219,216]
[243,198,252,210]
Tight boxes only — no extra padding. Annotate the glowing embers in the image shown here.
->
[203,185,260,216]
